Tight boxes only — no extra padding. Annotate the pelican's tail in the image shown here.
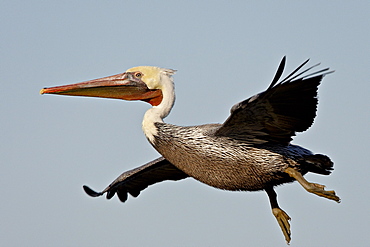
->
[302,154,334,175]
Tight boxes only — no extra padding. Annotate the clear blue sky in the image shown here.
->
[1,1,369,246]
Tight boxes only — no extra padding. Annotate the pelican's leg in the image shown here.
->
[265,187,291,244]
[284,167,340,202]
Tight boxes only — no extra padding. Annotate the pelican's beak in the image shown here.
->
[40,72,163,105]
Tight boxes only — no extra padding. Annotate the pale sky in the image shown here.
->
[1,1,369,246]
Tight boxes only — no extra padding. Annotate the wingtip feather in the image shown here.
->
[83,185,103,197]
[268,56,286,89]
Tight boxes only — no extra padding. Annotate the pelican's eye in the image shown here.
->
[134,72,143,78]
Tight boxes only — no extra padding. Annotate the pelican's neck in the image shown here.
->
[142,72,175,143]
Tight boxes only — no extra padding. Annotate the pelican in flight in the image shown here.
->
[41,57,340,243]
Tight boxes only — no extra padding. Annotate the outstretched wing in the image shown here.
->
[83,157,189,202]
[215,57,333,144]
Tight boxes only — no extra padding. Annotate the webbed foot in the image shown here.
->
[285,167,340,203]
[265,187,292,244]
[272,207,291,244]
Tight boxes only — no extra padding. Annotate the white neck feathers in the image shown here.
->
[142,70,175,143]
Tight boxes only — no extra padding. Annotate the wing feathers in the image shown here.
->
[267,56,286,90]
[279,59,310,84]
[215,57,331,144]
[83,157,188,202]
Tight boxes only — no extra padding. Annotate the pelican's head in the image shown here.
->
[40,66,176,106]
[126,66,175,89]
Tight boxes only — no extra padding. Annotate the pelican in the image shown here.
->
[41,57,340,244]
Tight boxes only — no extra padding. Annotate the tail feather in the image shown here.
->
[302,154,334,175]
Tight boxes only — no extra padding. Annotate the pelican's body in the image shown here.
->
[41,57,340,244]
[154,123,310,191]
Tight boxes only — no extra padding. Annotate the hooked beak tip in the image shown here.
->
[40,88,46,95]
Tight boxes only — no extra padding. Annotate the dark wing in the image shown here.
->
[215,57,333,144]
[83,157,189,203]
